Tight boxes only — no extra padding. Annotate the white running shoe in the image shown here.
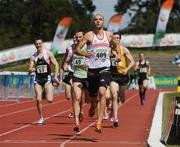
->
[103,115,109,120]
[110,117,115,122]
[68,112,74,118]
[37,118,45,125]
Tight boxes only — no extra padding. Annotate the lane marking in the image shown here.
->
[60,92,138,147]
[0,99,67,118]
[0,99,34,108]
[0,108,72,137]
[0,95,64,108]
[0,90,139,145]
[0,103,88,137]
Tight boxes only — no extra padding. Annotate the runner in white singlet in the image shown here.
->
[75,14,120,133]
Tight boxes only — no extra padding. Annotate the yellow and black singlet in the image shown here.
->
[110,45,127,74]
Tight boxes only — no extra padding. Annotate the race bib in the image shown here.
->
[36,65,48,73]
[111,58,122,66]
[73,56,85,66]
[140,67,147,73]
[95,48,107,59]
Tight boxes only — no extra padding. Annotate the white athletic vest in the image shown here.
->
[65,45,73,62]
[33,49,50,64]
[87,31,110,69]
[65,44,74,72]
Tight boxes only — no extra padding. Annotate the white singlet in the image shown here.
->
[86,31,110,69]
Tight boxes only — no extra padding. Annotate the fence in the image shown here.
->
[0,72,64,102]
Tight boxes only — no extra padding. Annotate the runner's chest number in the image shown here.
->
[140,67,147,73]
[73,56,84,66]
[36,65,48,73]
[111,58,122,66]
[95,49,107,59]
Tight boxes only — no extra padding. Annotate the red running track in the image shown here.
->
[0,89,160,147]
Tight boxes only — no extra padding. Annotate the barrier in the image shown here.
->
[0,72,64,102]
[155,77,177,88]
[0,72,34,102]
[128,76,156,90]
[148,76,156,89]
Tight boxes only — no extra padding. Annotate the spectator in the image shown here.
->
[171,53,180,67]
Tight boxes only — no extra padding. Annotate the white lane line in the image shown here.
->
[0,95,64,108]
[0,108,72,137]
[0,99,67,118]
[0,99,34,108]
[60,92,138,147]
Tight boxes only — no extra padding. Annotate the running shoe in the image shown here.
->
[37,118,45,125]
[140,97,144,106]
[109,112,114,121]
[110,116,115,122]
[113,119,119,127]
[141,99,144,106]
[95,123,102,133]
[103,115,109,120]
[68,112,74,118]
[74,126,80,132]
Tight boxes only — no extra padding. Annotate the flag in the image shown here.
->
[107,14,123,33]
[107,12,136,33]
[154,0,174,45]
[51,17,73,55]
[119,13,134,30]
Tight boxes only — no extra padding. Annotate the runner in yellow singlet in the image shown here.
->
[110,32,135,127]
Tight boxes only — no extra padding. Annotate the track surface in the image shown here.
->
[0,89,160,147]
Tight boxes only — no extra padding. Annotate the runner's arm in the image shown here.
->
[75,33,93,58]
[48,51,60,84]
[124,48,135,72]
[146,61,151,76]
[61,49,69,71]
[29,56,35,73]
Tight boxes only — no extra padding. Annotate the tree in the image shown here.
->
[113,0,180,34]
[167,0,180,33]
[0,0,95,50]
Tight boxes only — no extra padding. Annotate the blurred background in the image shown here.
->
[0,0,179,83]
[0,0,179,49]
